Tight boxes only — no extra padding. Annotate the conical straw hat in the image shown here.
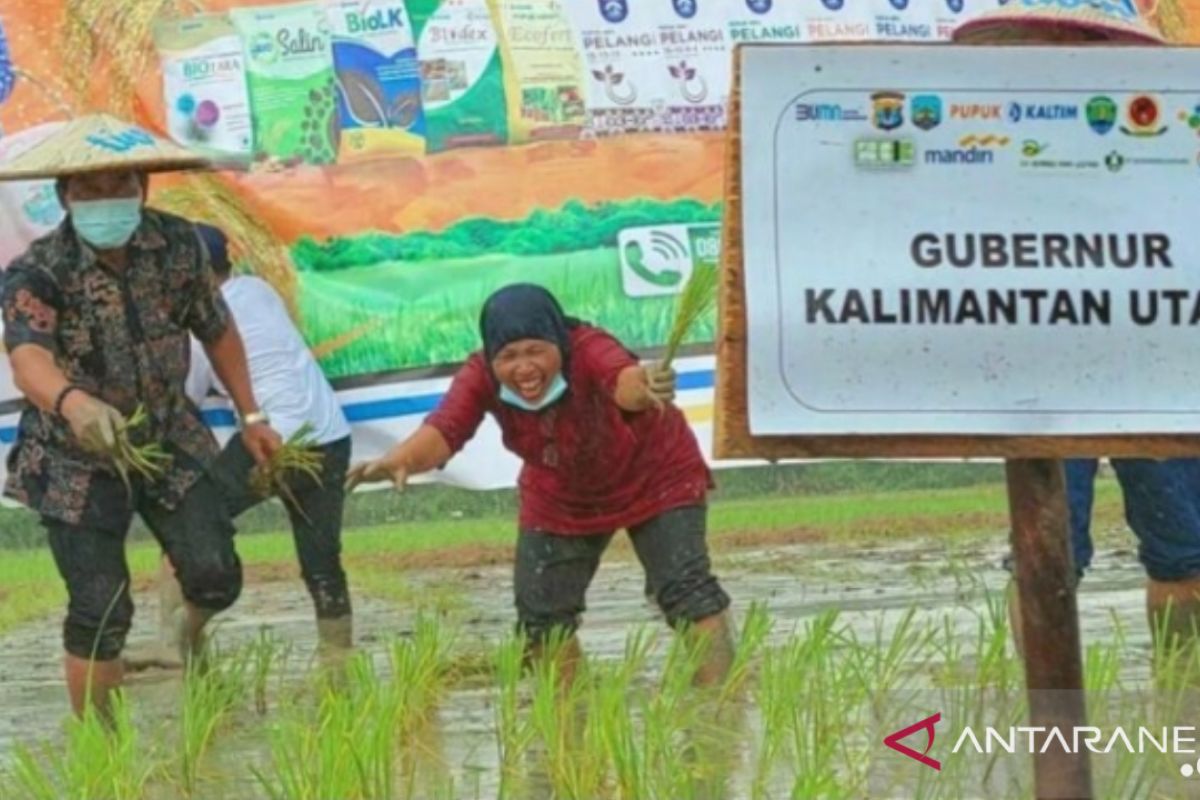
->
[0,114,209,181]
[954,0,1166,44]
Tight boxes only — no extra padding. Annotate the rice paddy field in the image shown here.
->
[298,248,716,381]
[1,463,1198,799]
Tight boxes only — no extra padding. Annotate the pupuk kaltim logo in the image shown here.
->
[884,712,942,771]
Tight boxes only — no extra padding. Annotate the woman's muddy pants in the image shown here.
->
[514,505,730,644]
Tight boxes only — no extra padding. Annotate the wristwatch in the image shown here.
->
[241,410,270,428]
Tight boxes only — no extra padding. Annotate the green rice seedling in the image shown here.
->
[493,633,534,799]
[250,423,324,520]
[9,692,162,800]
[249,627,292,715]
[179,644,250,795]
[526,630,605,798]
[111,404,173,498]
[661,261,719,370]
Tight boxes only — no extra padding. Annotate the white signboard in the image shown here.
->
[740,44,1200,437]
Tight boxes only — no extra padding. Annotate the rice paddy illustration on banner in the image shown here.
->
[0,0,1191,488]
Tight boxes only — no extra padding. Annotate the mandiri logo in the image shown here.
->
[884,712,942,771]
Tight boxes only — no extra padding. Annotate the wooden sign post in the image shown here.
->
[719,43,1200,799]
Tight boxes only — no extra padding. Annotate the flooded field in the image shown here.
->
[3,517,1195,800]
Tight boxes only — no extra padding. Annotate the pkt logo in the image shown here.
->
[884,713,942,771]
[958,134,1009,147]
[821,0,846,11]
[746,0,773,11]
[1007,102,1078,122]
[1121,95,1167,137]
[949,103,1001,120]
[889,0,910,9]
[946,0,965,11]
[872,91,905,131]
[1086,96,1117,134]
[911,95,942,130]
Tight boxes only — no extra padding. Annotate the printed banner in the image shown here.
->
[0,0,1192,491]
[739,44,1200,436]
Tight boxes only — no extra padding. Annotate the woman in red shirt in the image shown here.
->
[348,284,733,685]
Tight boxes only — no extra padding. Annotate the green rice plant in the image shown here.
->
[255,621,454,800]
[723,603,771,695]
[111,404,173,499]
[661,261,719,370]
[250,423,324,522]
[525,630,607,799]
[9,692,162,800]
[493,633,532,797]
[179,644,250,795]
[249,627,293,715]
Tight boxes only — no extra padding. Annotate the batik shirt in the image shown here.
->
[2,210,230,528]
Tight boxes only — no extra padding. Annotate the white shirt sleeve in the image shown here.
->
[185,337,218,406]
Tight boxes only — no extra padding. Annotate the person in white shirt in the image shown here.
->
[130,223,354,668]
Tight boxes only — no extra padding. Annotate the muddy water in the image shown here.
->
[0,532,1155,797]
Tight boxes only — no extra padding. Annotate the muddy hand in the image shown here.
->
[345,458,410,492]
[645,362,677,408]
[61,392,124,455]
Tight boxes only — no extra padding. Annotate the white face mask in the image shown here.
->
[499,373,568,412]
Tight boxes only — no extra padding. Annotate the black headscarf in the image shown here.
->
[479,284,583,373]
[195,222,232,277]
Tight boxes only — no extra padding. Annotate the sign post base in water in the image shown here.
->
[1006,458,1092,800]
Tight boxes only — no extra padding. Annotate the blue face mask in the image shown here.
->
[69,197,143,250]
[500,373,568,412]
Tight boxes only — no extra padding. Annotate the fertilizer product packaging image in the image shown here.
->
[153,14,254,156]
[565,0,667,136]
[725,0,809,46]
[869,0,937,41]
[326,0,426,161]
[408,0,509,153]
[487,0,587,144]
[655,0,731,133]
[230,2,339,165]
[804,0,873,42]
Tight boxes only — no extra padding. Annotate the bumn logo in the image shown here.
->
[884,713,942,771]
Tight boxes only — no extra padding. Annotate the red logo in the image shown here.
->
[1121,95,1167,137]
[884,712,942,771]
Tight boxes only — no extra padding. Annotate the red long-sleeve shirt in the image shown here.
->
[426,325,711,534]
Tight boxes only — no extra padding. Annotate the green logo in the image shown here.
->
[1086,96,1117,135]
[619,224,719,298]
[1021,140,1048,157]
[1105,151,1124,172]
[854,138,915,168]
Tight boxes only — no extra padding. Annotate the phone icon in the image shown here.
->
[619,226,694,297]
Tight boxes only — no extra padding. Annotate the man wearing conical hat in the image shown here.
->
[0,115,282,718]
[954,1,1200,658]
